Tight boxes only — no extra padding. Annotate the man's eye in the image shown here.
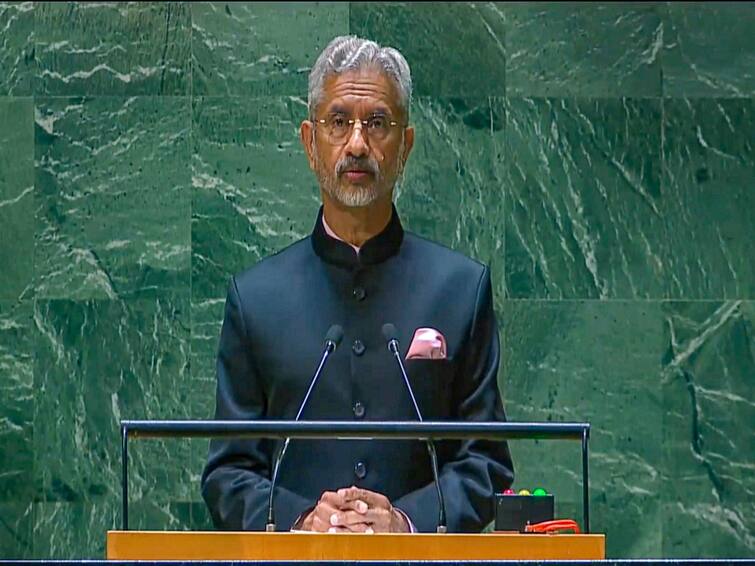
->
[331,116,346,128]
[368,116,387,129]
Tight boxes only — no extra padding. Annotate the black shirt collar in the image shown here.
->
[311,204,404,268]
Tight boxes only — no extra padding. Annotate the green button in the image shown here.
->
[533,488,548,496]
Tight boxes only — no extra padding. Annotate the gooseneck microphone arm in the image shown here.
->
[381,323,448,534]
[266,324,344,532]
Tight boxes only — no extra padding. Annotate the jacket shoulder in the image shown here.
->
[232,236,312,291]
[403,231,488,277]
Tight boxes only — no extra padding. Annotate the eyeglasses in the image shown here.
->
[315,113,404,145]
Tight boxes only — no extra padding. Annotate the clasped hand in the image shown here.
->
[300,486,410,533]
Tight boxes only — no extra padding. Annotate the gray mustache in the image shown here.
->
[336,157,379,177]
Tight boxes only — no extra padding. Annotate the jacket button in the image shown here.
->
[352,286,366,301]
[354,461,367,479]
[353,401,366,419]
[352,339,365,356]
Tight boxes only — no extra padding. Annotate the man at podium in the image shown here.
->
[201,35,514,534]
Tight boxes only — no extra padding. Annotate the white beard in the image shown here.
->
[313,139,405,208]
[320,168,384,207]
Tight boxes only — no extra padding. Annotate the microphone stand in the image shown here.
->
[266,327,342,531]
[384,327,448,534]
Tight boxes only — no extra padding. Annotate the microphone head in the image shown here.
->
[381,323,398,344]
[325,324,344,348]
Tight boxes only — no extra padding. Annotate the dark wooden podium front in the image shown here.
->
[107,531,605,560]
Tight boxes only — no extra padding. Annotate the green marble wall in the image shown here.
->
[0,1,752,559]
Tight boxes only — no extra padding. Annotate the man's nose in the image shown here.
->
[344,120,369,157]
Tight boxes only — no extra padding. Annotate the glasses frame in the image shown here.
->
[313,113,406,145]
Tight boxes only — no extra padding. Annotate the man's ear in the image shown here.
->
[402,126,415,165]
[300,120,316,171]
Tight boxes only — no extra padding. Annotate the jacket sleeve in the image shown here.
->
[393,266,515,532]
[200,277,314,530]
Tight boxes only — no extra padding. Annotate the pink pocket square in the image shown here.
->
[406,327,447,360]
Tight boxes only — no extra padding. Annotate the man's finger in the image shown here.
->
[308,501,340,532]
[340,498,368,514]
[327,526,353,533]
[321,489,368,513]
[314,502,339,519]
[330,509,376,527]
[366,507,393,532]
[338,487,390,509]
[319,490,347,508]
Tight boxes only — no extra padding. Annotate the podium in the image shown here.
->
[115,421,599,562]
[106,531,605,561]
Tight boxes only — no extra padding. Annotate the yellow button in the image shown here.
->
[518,489,531,496]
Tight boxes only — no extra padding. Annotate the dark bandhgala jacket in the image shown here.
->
[201,205,514,532]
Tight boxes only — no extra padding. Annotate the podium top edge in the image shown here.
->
[119,420,590,440]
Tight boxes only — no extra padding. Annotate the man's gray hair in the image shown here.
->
[308,35,412,120]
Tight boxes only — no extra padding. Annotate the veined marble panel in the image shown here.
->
[662,3,755,98]
[503,2,662,97]
[0,502,33,558]
[191,96,319,302]
[0,2,34,96]
[0,301,33,502]
[661,301,755,557]
[32,298,194,514]
[0,97,34,301]
[189,296,226,521]
[398,97,505,307]
[35,2,190,96]
[32,500,192,558]
[190,296,224,419]
[34,96,191,300]
[661,98,754,299]
[502,300,664,558]
[349,2,506,97]
[190,499,215,531]
[192,2,349,96]
[504,97,664,300]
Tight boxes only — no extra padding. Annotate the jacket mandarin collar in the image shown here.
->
[311,204,404,268]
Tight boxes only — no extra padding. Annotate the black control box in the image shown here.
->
[494,494,554,532]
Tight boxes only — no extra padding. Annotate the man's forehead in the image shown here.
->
[320,69,402,113]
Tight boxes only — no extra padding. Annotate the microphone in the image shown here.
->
[381,323,448,533]
[266,324,344,532]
